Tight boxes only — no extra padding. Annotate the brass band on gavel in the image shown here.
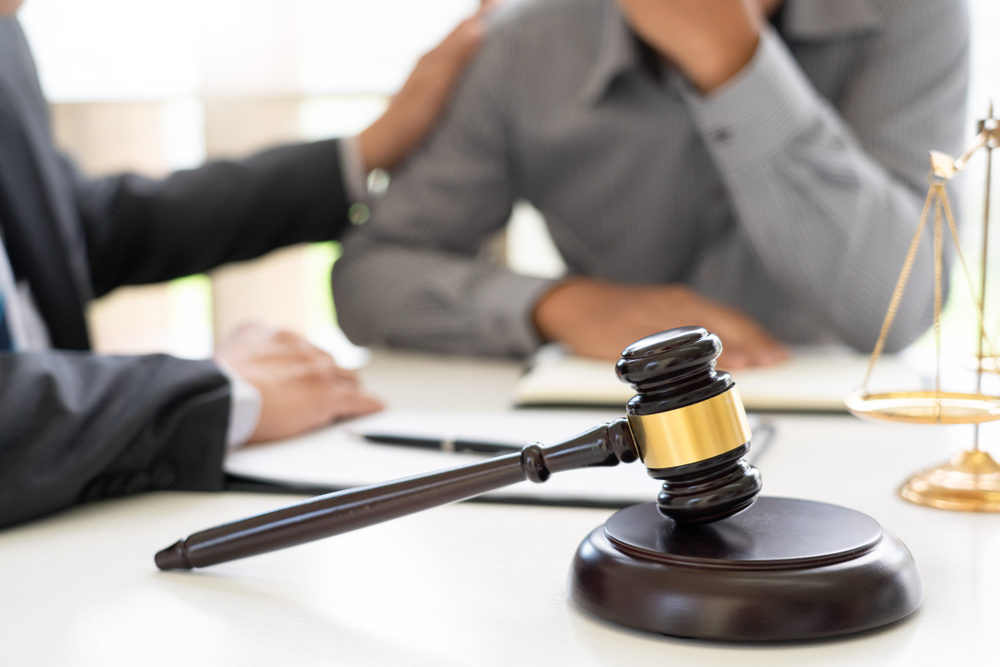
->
[626,386,752,470]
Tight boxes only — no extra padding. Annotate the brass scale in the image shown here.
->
[846,103,1000,511]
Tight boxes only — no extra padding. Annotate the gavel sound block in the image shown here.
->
[156,327,921,641]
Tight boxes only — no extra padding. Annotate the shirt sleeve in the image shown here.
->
[338,135,370,205]
[332,25,555,358]
[681,0,969,352]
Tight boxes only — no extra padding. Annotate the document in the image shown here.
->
[514,346,928,412]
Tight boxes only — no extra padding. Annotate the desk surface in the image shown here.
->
[3,350,999,666]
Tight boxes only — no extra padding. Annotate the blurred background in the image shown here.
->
[17,0,1000,362]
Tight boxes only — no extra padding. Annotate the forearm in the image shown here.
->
[0,351,230,528]
[685,22,967,351]
[711,141,933,352]
[333,237,554,358]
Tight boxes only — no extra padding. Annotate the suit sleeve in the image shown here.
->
[0,350,231,528]
[72,138,353,296]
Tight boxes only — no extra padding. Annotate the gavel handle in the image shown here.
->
[155,418,637,570]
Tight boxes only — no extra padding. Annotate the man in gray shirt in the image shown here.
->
[333,0,969,368]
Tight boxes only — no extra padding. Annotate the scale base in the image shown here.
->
[570,497,921,641]
[900,449,1000,511]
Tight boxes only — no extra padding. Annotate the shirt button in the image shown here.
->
[711,128,732,143]
[151,462,177,489]
[124,473,150,494]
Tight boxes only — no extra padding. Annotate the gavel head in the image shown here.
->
[616,327,762,524]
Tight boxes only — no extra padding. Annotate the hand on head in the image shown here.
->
[532,278,788,369]
[358,1,500,173]
[215,321,383,444]
[615,0,777,93]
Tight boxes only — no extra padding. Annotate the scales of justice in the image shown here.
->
[846,103,1000,512]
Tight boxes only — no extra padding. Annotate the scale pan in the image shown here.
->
[845,390,1000,425]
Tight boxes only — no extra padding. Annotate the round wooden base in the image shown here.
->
[570,497,921,641]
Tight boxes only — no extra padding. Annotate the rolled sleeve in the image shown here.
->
[475,272,557,356]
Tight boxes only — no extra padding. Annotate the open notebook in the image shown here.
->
[514,346,928,412]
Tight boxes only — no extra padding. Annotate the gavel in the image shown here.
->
[155,326,922,641]
[155,326,760,571]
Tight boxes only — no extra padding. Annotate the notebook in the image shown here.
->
[513,346,928,413]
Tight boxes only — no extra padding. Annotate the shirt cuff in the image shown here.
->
[681,24,819,172]
[214,359,262,450]
[339,135,370,203]
[476,272,558,357]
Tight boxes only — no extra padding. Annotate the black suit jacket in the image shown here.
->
[0,18,352,527]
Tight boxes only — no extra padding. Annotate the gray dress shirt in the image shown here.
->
[333,0,969,358]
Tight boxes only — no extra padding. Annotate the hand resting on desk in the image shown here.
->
[216,322,383,443]
[532,278,788,369]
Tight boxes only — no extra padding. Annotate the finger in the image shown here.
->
[707,307,787,367]
[750,342,789,366]
[320,355,360,384]
[232,318,274,337]
[327,387,385,421]
[721,338,786,369]
[269,329,316,360]
[432,12,487,64]
[734,325,788,367]
[285,335,358,381]
[719,348,750,370]
[297,344,360,384]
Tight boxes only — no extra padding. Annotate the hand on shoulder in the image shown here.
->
[359,1,500,172]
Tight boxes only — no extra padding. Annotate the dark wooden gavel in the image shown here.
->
[155,327,761,570]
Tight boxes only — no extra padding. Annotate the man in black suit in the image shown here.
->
[0,0,491,527]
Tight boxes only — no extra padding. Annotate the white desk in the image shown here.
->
[2,350,999,666]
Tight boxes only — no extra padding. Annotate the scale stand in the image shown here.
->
[846,103,1000,511]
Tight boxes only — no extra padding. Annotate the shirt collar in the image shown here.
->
[582,0,883,103]
[780,0,882,41]
[581,2,645,104]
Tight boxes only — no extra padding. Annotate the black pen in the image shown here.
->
[361,432,523,454]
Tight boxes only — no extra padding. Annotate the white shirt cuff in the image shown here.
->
[215,359,262,449]
[339,135,370,203]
